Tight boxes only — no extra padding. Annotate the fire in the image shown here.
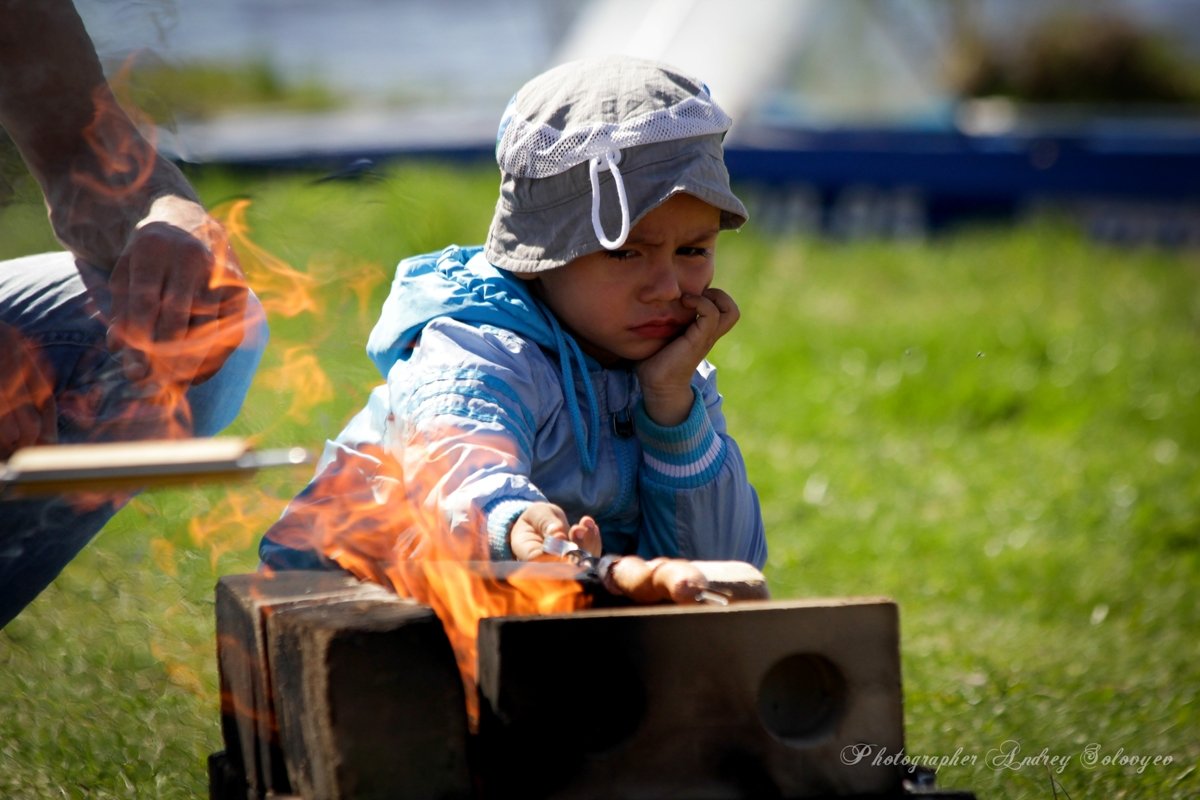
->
[72,58,157,202]
[5,52,582,724]
[4,59,259,461]
[217,198,322,319]
[265,437,590,722]
[214,198,586,709]
[216,203,585,717]
[340,257,389,323]
[0,326,55,453]
[381,559,588,724]
[253,345,334,424]
[189,490,290,571]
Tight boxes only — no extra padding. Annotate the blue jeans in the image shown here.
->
[0,252,268,627]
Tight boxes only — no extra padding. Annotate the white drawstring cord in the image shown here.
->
[588,149,630,250]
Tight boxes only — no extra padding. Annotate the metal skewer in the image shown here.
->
[540,535,600,571]
[542,538,734,606]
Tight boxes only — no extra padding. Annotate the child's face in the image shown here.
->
[529,193,721,366]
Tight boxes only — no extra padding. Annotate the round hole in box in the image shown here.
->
[757,653,846,744]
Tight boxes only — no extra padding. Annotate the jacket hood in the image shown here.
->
[367,245,559,377]
[366,245,604,473]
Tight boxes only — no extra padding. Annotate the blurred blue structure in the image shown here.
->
[80,0,1200,244]
[724,114,1200,245]
[548,0,1200,245]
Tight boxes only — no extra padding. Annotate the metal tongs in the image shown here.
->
[540,536,730,606]
[540,535,601,571]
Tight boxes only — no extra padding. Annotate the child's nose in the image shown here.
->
[640,257,682,303]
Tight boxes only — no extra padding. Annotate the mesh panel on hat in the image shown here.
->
[496,57,734,180]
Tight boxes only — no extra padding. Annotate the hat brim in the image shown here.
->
[486,135,748,273]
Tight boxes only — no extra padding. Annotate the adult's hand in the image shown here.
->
[106,195,249,386]
[0,321,56,460]
[0,3,249,389]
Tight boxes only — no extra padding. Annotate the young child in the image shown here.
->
[260,56,766,572]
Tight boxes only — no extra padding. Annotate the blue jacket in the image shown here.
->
[260,245,766,568]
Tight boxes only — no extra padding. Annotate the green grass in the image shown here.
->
[2,164,1198,799]
[122,60,341,122]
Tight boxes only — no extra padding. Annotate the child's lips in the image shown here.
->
[632,319,688,339]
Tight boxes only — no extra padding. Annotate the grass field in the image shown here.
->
[1,163,1197,799]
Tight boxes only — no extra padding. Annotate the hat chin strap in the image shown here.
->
[588,149,630,250]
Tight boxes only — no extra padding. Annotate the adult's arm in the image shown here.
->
[0,0,196,264]
[0,0,248,386]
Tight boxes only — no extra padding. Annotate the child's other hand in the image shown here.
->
[509,502,601,561]
[636,287,739,426]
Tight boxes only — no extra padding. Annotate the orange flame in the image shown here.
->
[341,257,389,324]
[189,491,290,571]
[253,345,335,424]
[383,559,587,722]
[71,59,158,202]
[217,198,322,319]
[214,196,585,712]
[265,437,590,722]
[47,57,583,722]
[29,58,259,455]
[0,323,56,459]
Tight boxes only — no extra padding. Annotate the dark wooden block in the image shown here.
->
[476,598,904,799]
[214,570,387,797]
[266,598,472,800]
[207,750,247,800]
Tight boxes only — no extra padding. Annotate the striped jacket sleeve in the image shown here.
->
[633,364,767,568]
[384,318,549,560]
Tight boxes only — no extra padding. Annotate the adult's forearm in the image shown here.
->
[0,0,197,269]
[0,1,104,162]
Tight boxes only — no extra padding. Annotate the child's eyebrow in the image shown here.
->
[686,226,721,243]
[626,226,721,246]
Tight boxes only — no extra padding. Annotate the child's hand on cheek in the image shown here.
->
[636,287,740,426]
[509,502,601,561]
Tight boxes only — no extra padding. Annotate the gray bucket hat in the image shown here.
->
[485,56,748,273]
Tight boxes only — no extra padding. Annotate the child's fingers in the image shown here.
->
[695,288,739,340]
[510,502,570,561]
[532,502,570,536]
[568,515,602,556]
[702,287,740,335]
